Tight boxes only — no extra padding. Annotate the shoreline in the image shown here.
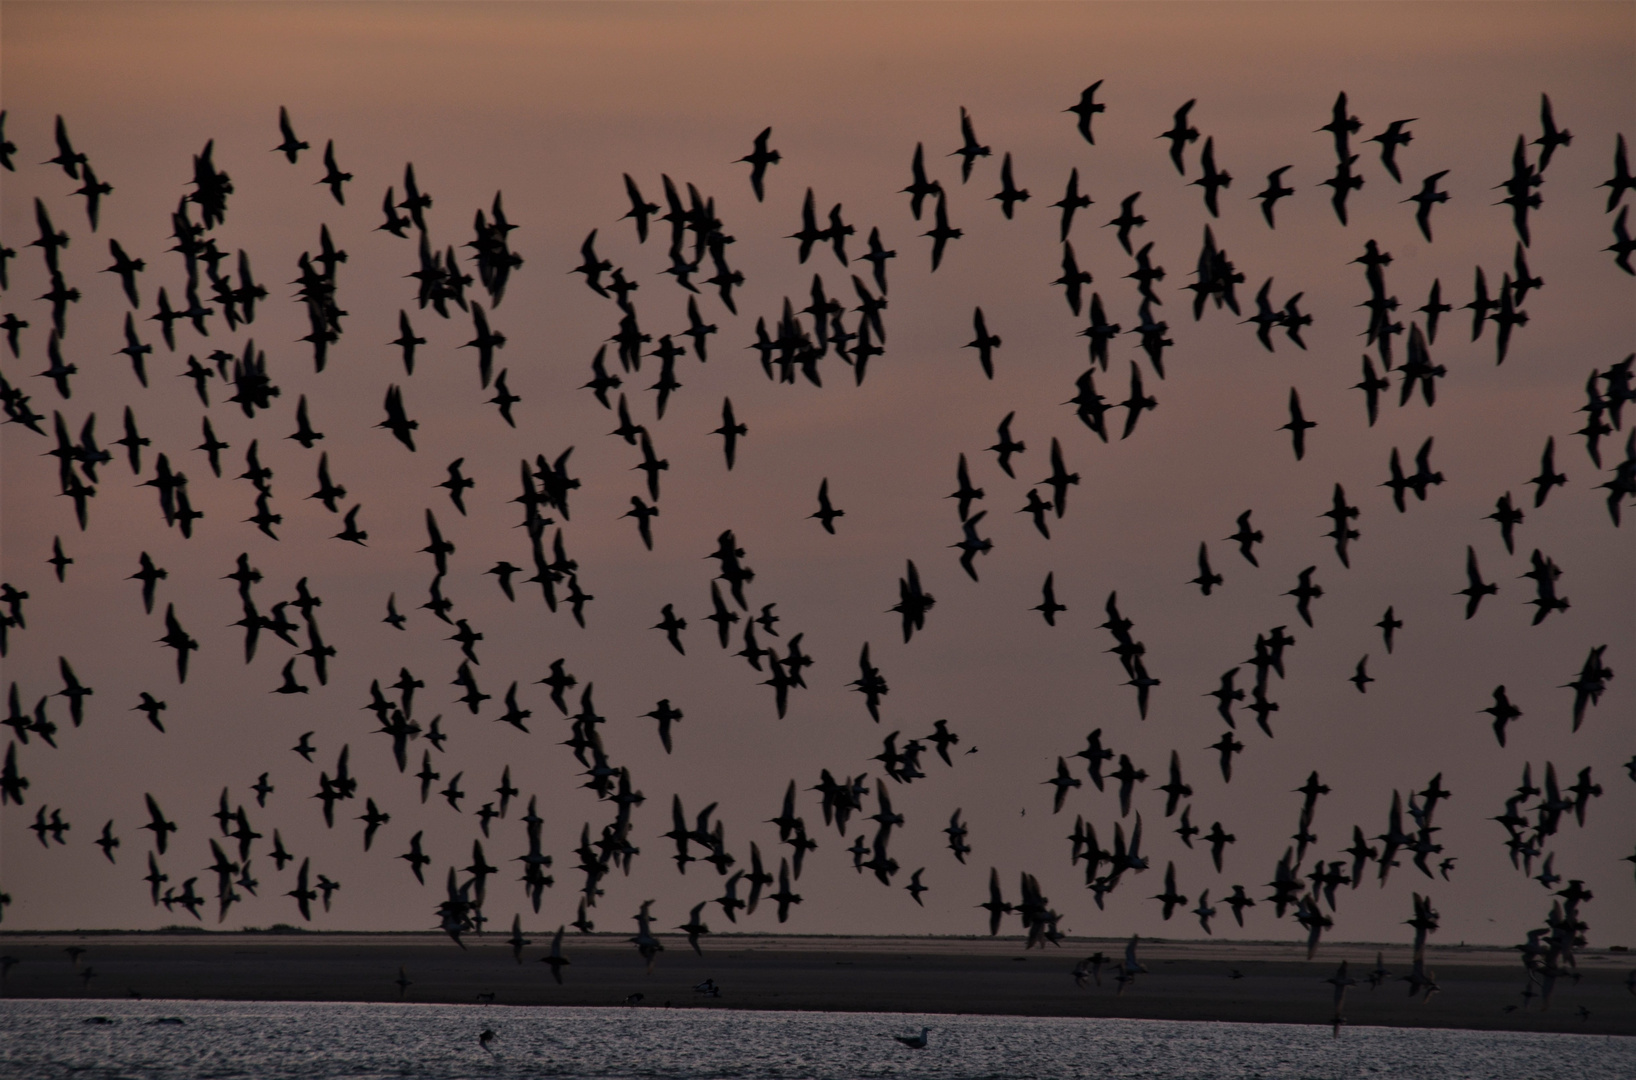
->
[1,934,1629,1036]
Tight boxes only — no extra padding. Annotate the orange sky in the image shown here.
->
[1,2,1631,951]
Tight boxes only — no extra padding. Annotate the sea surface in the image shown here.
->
[1,1000,1630,1080]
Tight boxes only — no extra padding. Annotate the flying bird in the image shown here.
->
[1279,388,1317,460]
[811,479,844,534]
[1190,543,1223,596]
[988,413,1025,479]
[378,386,418,451]
[1366,118,1415,182]
[735,127,780,201]
[1457,546,1498,619]
[1405,171,1449,241]
[1226,511,1263,567]
[1052,168,1093,241]
[1190,137,1232,217]
[900,142,942,221]
[1253,166,1295,227]
[950,106,990,182]
[318,140,350,204]
[1066,82,1105,144]
[965,307,1001,379]
[1105,192,1146,255]
[991,153,1029,218]
[1159,100,1200,175]
[273,107,308,163]
[1285,567,1323,627]
[922,192,961,271]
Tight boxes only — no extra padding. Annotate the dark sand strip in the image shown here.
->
[2,934,1630,1036]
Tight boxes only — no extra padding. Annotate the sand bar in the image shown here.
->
[1,932,1630,1036]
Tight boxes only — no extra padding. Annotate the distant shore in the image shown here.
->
[1,933,1630,1036]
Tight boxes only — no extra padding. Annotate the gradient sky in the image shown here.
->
[1,2,1632,950]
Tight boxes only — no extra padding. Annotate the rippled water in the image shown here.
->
[2,1000,1630,1080]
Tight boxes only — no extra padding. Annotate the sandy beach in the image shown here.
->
[1,933,1629,1037]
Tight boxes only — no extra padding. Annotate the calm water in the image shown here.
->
[1,1000,1630,1080]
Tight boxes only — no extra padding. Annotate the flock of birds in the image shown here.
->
[0,82,1632,1034]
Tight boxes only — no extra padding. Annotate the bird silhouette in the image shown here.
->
[991,153,1029,218]
[1367,118,1416,181]
[1191,137,1233,217]
[1159,100,1200,174]
[1066,82,1105,144]
[273,107,307,163]
[1253,166,1295,227]
[1280,388,1317,460]
[922,192,961,271]
[1405,171,1449,241]
[317,140,350,204]
[1050,168,1093,242]
[950,107,990,182]
[964,307,1002,379]
[811,479,844,534]
[1190,543,1224,596]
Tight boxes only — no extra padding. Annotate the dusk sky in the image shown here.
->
[1,2,1631,950]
